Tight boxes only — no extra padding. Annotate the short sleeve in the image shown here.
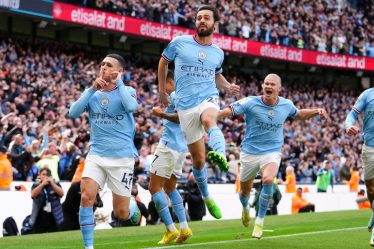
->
[162,37,179,62]
[352,90,368,113]
[287,100,299,118]
[230,97,253,115]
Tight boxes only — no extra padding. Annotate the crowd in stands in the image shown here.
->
[0,36,366,191]
[61,0,374,57]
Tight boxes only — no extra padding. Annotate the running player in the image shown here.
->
[219,74,327,239]
[69,54,141,249]
[158,5,240,219]
[345,87,374,246]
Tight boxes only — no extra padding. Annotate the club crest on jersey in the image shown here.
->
[101,98,109,106]
[198,51,207,65]
[268,110,275,120]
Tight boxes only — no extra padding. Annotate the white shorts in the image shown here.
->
[362,145,374,180]
[150,143,188,179]
[239,151,282,182]
[83,154,135,197]
[178,97,219,144]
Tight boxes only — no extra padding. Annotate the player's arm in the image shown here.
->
[345,90,367,136]
[116,78,138,112]
[215,74,240,95]
[158,57,170,107]
[68,88,96,119]
[152,106,180,123]
[218,107,234,120]
[293,108,328,121]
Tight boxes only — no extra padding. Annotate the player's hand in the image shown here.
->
[229,83,240,95]
[93,77,107,90]
[346,125,359,136]
[110,71,122,83]
[318,108,328,121]
[152,106,164,117]
[159,92,170,108]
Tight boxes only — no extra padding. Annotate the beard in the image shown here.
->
[196,24,214,37]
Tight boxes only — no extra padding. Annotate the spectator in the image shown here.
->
[0,145,12,190]
[357,189,371,209]
[36,143,60,182]
[29,167,64,234]
[281,166,297,193]
[344,166,360,192]
[292,187,315,214]
[316,160,335,193]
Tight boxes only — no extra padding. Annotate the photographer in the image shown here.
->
[29,167,64,234]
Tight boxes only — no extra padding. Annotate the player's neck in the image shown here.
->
[262,95,279,106]
[194,34,212,45]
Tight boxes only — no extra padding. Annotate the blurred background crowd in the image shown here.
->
[0,36,364,188]
[61,0,374,57]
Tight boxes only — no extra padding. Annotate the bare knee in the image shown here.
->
[191,154,205,169]
[148,181,162,195]
[114,207,129,221]
[80,191,96,207]
[262,176,274,185]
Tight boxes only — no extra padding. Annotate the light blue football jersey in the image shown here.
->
[231,96,299,154]
[69,82,139,158]
[345,88,374,147]
[159,92,188,153]
[162,35,224,111]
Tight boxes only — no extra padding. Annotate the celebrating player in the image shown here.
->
[219,73,328,239]
[345,87,374,246]
[158,5,240,219]
[69,54,141,249]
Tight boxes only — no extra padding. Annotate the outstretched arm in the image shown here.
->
[218,107,234,120]
[152,107,179,123]
[293,108,327,121]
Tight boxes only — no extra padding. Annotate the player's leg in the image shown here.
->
[366,178,374,232]
[149,145,180,244]
[165,176,192,243]
[252,161,279,239]
[79,157,105,249]
[107,163,141,226]
[240,180,254,227]
[362,145,374,248]
[188,138,222,219]
[178,105,222,219]
[201,106,228,172]
[238,152,259,228]
[149,173,179,244]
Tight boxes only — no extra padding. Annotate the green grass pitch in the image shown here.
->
[0,210,371,249]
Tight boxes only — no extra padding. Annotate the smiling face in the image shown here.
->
[100,57,123,82]
[195,9,216,37]
[262,74,282,99]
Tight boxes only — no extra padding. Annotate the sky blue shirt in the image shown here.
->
[160,92,188,153]
[231,96,299,154]
[345,88,374,147]
[162,35,224,111]
[68,80,139,158]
